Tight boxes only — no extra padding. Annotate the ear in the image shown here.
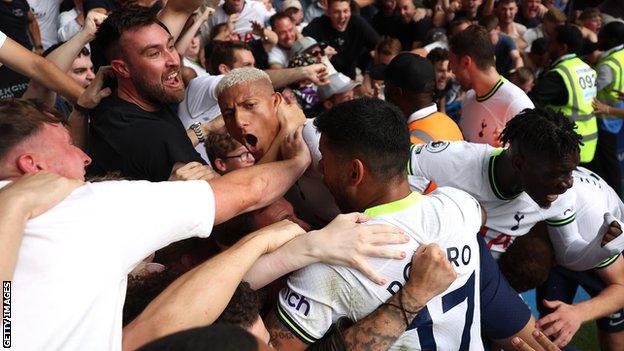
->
[272,91,283,110]
[218,64,230,75]
[323,100,333,110]
[461,55,472,69]
[110,59,130,79]
[16,154,42,174]
[348,159,365,186]
[214,158,227,173]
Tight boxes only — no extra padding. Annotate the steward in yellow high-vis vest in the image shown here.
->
[593,21,624,195]
[528,25,598,163]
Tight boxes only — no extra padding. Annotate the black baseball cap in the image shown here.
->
[370,52,436,93]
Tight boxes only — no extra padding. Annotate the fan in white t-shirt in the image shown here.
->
[448,25,534,147]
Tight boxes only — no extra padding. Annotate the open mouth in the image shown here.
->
[163,70,181,88]
[243,134,260,155]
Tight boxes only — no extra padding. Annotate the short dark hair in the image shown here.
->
[498,224,554,292]
[497,0,517,6]
[478,14,499,32]
[427,47,449,64]
[139,324,258,351]
[94,4,167,61]
[375,37,402,57]
[328,0,350,7]
[214,282,261,328]
[0,99,63,164]
[449,25,495,70]
[123,268,184,326]
[499,107,582,161]
[554,25,584,55]
[313,98,410,181]
[269,12,291,28]
[206,41,252,75]
[448,17,472,37]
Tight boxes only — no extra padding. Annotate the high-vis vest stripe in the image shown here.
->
[547,55,598,163]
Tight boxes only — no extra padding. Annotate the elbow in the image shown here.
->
[249,176,270,208]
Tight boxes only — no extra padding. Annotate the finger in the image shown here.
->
[542,321,563,337]
[98,87,112,99]
[354,260,387,285]
[511,337,534,351]
[340,212,369,224]
[363,246,407,260]
[536,313,559,328]
[533,330,560,351]
[365,231,410,245]
[542,299,561,309]
[361,223,405,235]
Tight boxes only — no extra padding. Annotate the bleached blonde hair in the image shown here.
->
[215,67,273,97]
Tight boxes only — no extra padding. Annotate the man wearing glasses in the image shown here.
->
[206,133,256,174]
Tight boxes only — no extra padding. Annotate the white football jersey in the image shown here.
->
[277,188,484,350]
[547,167,624,270]
[407,141,577,258]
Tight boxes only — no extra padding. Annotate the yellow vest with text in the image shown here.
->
[547,55,598,163]
[597,48,624,103]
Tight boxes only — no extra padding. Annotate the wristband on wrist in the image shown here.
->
[190,122,206,143]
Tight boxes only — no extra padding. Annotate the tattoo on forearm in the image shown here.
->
[343,292,423,351]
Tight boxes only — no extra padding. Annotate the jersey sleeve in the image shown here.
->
[407,141,483,190]
[89,180,215,274]
[182,75,223,121]
[547,191,624,271]
[303,121,322,172]
[276,263,353,344]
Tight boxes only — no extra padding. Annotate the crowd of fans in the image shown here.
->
[1,0,624,350]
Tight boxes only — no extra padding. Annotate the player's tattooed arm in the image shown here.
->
[342,290,423,351]
[341,244,458,351]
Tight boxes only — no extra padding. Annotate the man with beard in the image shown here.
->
[88,3,214,181]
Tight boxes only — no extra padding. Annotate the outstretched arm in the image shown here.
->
[122,220,306,350]
[0,36,83,103]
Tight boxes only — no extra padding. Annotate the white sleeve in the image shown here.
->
[303,120,321,172]
[408,141,483,188]
[276,263,352,344]
[506,88,534,118]
[182,75,223,120]
[57,12,82,42]
[547,192,623,271]
[89,180,215,273]
[268,47,288,66]
[0,30,6,49]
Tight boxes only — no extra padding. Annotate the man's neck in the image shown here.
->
[117,82,160,112]
[359,178,412,211]
[472,68,501,97]
[493,150,523,197]
[499,22,514,34]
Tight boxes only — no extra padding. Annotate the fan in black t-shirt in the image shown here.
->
[302,0,379,79]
